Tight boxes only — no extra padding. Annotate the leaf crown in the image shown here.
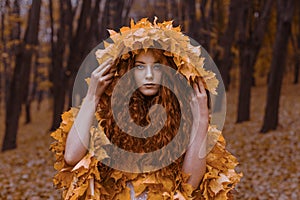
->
[95,17,219,94]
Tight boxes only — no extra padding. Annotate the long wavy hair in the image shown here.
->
[96,49,193,167]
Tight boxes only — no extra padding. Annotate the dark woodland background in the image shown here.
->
[0,0,299,199]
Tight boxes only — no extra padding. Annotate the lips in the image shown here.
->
[143,83,156,88]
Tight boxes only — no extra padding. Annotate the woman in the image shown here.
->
[51,18,241,200]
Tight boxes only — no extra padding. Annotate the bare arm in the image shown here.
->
[64,59,114,166]
[182,79,208,189]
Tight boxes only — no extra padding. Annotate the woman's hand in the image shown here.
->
[189,78,209,140]
[64,59,115,165]
[86,58,114,104]
[181,78,208,189]
[190,78,209,126]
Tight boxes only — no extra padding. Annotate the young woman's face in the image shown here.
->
[134,51,163,96]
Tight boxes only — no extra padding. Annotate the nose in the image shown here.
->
[145,65,153,80]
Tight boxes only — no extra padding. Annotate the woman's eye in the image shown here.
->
[136,65,144,69]
[153,64,161,70]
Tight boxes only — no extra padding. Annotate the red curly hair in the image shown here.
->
[96,49,193,167]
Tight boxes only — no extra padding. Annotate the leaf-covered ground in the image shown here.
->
[0,83,299,199]
[222,83,300,200]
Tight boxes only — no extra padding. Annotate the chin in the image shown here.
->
[139,89,159,96]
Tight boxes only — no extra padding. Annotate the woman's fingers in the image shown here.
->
[193,82,201,96]
[192,77,206,99]
[95,63,112,78]
[99,62,114,76]
[93,58,113,74]
[197,78,206,94]
[100,72,114,82]
[190,77,208,111]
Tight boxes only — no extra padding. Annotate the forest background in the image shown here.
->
[0,0,299,199]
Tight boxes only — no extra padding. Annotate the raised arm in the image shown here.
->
[64,59,114,166]
[182,78,208,189]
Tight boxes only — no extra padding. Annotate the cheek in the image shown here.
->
[134,70,142,85]
[155,71,163,83]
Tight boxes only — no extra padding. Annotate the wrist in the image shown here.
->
[83,95,100,110]
[192,120,208,131]
[85,94,100,103]
[189,122,208,145]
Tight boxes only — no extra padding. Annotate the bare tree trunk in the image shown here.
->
[49,0,69,131]
[86,0,103,53]
[4,0,20,109]
[187,0,198,40]
[294,58,300,84]
[177,0,185,27]
[122,0,133,25]
[25,50,38,124]
[108,0,124,28]
[293,6,300,84]
[237,0,252,123]
[0,4,6,114]
[2,0,41,151]
[153,0,168,20]
[218,0,240,91]
[65,0,92,108]
[167,0,179,24]
[99,0,110,39]
[261,0,295,133]
[237,0,273,123]
[198,0,209,50]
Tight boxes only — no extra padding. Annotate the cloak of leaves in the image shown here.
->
[50,108,242,199]
[50,18,242,200]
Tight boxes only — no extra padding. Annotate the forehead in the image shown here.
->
[135,50,166,63]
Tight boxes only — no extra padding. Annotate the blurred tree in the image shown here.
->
[167,0,179,23]
[49,0,72,130]
[153,0,168,20]
[9,0,22,104]
[24,50,38,124]
[218,0,240,91]
[0,0,19,114]
[108,0,125,30]
[199,0,214,52]
[65,0,92,108]
[261,0,295,133]
[0,1,8,112]
[2,0,41,151]
[99,0,110,39]
[237,0,273,123]
[177,0,187,27]
[294,46,300,84]
[186,0,198,40]
[87,0,103,49]
[291,3,300,84]
[187,0,214,51]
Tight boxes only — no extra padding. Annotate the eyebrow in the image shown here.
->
[135,60,160,64]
